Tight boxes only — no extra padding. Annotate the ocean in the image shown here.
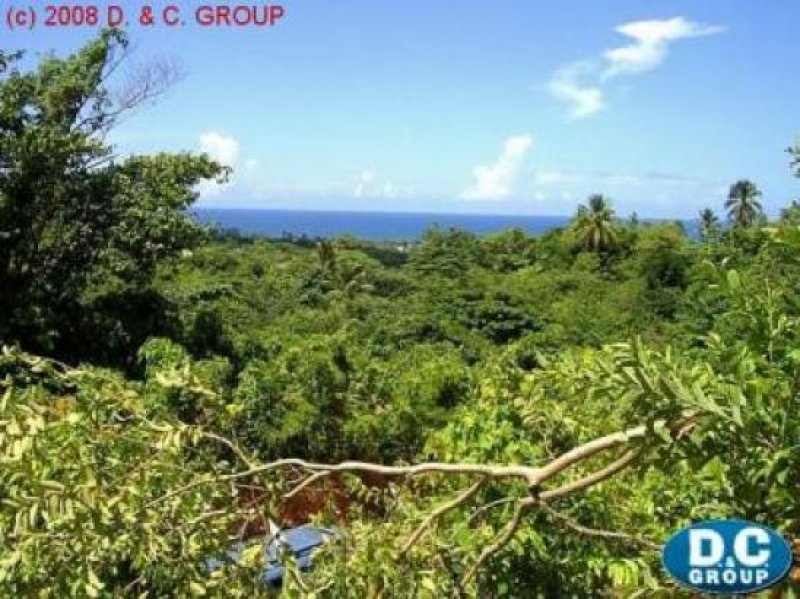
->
[195,209,572,242]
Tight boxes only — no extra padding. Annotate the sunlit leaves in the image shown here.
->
[0,347,261,595]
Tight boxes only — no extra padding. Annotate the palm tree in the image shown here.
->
[725,180,763,228]
[698,208,719,239]
[571,194,618,253]
[315,240,371,298]
[780,199,800,224]
[317,240,337,275]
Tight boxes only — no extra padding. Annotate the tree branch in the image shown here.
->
[140,421,654,587]
[202,431,258,470]
[281,460,538,500]
[467,497,518,525]
[146,425,648,517]
[539,503,661,551]
[539,450,640,501]
[400,478,486,557]
[462,497,537,585]
[530,426,646,486]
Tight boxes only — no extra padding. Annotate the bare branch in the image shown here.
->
[539,503,661,551]
[73,53,185,135]
[462,497,537,585]
[142,420,652,591]
[280,460,538,500]
[202,431,258,470]
[540,450,640,501]
[113,56,185,116]
[284,423,650,501]
[453,449,644,584]
[400,478,486,557]
[146,424,649,512]
[283,469,337,500]
[530,426,646,486]
[467,497,518,525]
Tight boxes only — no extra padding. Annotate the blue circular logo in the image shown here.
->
[662,519,792,594]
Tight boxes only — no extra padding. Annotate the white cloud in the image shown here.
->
[535,169,579,185]
[460,135,533,201]
[353,170,400,199]
[604,17,725,77]
[382,182,397,199]
[197,131,240,197]
[534,167,708,189]
[547,63,606,120]
[354,170,376,198]
[548,17,724,118]
[527,167,725,216]
[199,131,240,166]
[536,168,640,188]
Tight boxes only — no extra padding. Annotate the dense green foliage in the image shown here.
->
[2,35,800,597]
[0,31,224,362]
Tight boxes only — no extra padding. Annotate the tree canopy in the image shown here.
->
[0,30,224,359]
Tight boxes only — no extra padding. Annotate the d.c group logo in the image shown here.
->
[662,519,793,594]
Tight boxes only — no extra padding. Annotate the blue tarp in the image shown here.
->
[206,525,335,586]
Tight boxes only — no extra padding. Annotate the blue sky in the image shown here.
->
[9,1,800,217]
